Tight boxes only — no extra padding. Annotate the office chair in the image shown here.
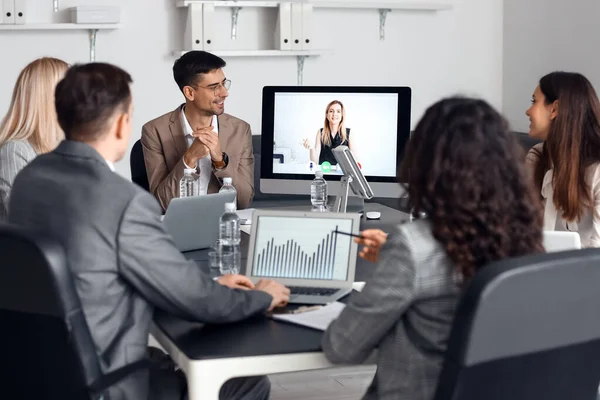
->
[130,139,150,191]
[0,225,147,399]
[513,131,542,152]
[251,134,304,202]
[433,249,600,400]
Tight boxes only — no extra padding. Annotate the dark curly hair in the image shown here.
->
[399,97,544,281]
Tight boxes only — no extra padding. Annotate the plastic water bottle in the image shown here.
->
[311,170,328,212]
[219,202,241,274]
[219,177,237,210]
[179,168,198,198]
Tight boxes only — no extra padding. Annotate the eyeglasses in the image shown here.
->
[195,79,231,95]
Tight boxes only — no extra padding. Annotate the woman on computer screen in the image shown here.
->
[302,100,358,168]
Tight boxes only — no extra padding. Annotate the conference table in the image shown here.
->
[151,200,410,400]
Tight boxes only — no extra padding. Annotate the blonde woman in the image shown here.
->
[0,57,68,220]
[302,100,358,167]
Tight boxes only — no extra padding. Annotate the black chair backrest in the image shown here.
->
[434,249,600,400]
[0,225,103,399]
[252,135,269,201]
[130,139,150,191]
[514,131,542,152]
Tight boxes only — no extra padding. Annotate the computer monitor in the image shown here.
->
[260,86,411,198]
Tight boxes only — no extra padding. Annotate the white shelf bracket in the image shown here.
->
[297,55,307,86]
[379,8,391,40]
[231,6,242,39]
[53,0,59,12]
[89,29,98,62]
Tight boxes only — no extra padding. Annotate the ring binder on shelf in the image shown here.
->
[1,0,15,24]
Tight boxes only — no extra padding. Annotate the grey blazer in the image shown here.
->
[322,220,460,400]
[8,140,272,400]
[0,140,36,221]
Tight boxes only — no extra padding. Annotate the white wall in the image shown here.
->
[503,0,600,132]
[0,0,503,178]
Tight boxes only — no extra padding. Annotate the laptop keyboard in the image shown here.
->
[288,286,339,296]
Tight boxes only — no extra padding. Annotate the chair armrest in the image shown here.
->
[89,360,149,395]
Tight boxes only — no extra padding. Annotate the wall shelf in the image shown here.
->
[0,23,121,30]
[176,1,452,11]
[0,23,121,61]
[312,1,451,10]
[173,49,329,85]
[177,1,278,7]
[174,1,452,84]
[173,49,327,57]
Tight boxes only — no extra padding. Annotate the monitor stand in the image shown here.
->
[333,175,365,214]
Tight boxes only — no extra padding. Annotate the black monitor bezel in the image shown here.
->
[260,85,412,183]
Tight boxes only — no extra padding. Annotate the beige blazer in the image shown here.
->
[141,106,254,211]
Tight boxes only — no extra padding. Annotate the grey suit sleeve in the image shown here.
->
[117,191,272,323]
[0,142,35,221]
[322,227,417,364]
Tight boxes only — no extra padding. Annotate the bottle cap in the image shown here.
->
[223,177,232,185]
[315,170,324,177]
[184,168,196,174]
[225,202,236,212]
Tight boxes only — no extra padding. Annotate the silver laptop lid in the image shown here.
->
[163,191,236,252]
[245,210,360,288]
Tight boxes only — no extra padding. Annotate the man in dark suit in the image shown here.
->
[142,51,255,211]
[8,63,289,400]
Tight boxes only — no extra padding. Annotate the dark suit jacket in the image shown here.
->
[8,140,271,400]
[141,106,255,211]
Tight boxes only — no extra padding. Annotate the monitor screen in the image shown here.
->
[261,86,411,198]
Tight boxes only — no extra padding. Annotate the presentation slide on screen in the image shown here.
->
[251,216,354,281]
[272,92,399,177]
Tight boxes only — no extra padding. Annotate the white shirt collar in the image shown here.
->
[181,106,219,136]
[106,160,115,172]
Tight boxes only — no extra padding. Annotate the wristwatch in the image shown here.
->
[212,152,229,170]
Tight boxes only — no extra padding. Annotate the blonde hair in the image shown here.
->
[0,57,69,154]
[322,100,347,147]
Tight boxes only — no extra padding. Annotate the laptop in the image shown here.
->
[245,210,361,304]
[543,231,582,253]
[162,191,236,252]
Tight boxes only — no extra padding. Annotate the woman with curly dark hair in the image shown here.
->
[322,97,544,400]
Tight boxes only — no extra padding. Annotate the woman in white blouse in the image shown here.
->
[526,71,600,247]
[0,57,68,221]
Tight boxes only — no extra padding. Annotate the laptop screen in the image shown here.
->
[250,215,355,281]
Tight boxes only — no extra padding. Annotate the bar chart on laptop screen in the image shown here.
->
[252,216,354,281]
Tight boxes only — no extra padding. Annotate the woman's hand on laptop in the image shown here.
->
[355,229,388,263]
[256,279,291,311]
[217,274,255,290]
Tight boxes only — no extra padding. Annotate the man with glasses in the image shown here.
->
[142,51,255,211]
